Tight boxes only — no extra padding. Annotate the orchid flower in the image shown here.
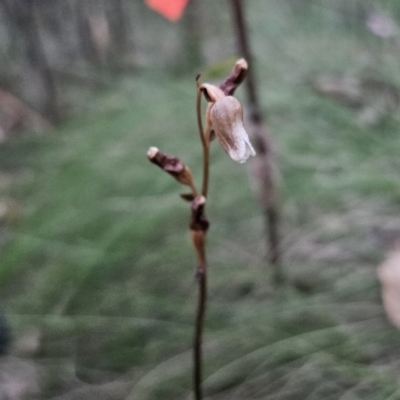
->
[200,84,256,164]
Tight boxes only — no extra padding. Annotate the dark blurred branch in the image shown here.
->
[230,0,262,122]
[229,0,283,283]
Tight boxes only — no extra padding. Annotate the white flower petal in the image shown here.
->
[227,125,255,163]
[210,96,256,164]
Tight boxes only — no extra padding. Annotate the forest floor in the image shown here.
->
[1,2,400,399]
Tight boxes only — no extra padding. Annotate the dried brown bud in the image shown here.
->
[219,58,248,96]
[190,195,209,232]
[147,147,195,187]
[209,96,255,163]
[189,195,209,272]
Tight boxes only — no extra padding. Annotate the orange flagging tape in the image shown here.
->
[145,0,189,21]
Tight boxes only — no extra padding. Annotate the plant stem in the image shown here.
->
[196,80,206,149]
[196,80,211,199]
[194,78,210,400]
[194,267,207,400]
[201,128,210,198]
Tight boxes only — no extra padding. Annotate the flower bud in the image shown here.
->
[190,195,209,232]
[209,96,256,163]
[147,147,195,187]
[189,195,209,272]
[219,58,248,96]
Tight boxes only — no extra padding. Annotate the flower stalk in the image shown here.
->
[190,195,208,400]
[147,59,255,400]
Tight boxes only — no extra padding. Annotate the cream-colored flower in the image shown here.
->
[209,96,255,164]
[199,83,255,163]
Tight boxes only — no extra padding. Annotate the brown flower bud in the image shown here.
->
[190,195,209,232]
[189,195,209,272]
[209,96,255,163]
[219,58,248,96]
[147,147,195,187]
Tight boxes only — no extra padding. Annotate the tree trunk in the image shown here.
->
[230,0,283,283]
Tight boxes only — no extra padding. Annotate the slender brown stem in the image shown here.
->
[201,132,210,197]
[196,78,206,149]
[193,77,210,400]
[194,267,207,400]
[196,78,211,198]
[201,147,210,198]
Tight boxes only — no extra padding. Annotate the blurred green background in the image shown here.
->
[1,0,400,399]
